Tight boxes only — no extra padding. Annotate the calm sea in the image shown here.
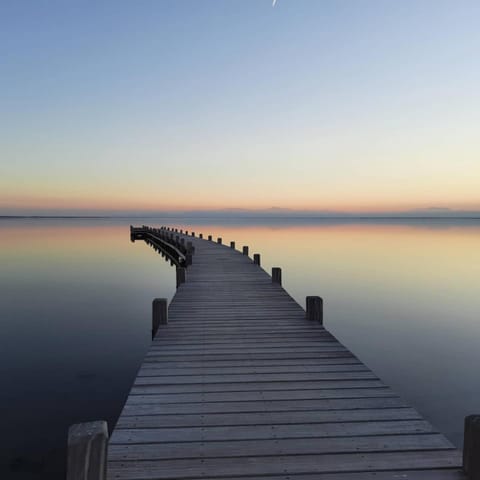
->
[1,217,480,479]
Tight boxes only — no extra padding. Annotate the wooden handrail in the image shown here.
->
[131,226,187,267]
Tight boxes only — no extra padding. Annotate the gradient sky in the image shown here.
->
[1,0,479,214]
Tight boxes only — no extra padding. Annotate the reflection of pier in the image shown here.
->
[67,225,476,480]
[130,225,190,268]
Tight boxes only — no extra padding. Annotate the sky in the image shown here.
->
[1,0,479,215]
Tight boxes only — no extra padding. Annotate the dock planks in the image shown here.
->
[108,228,464,479]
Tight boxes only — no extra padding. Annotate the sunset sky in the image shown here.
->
[1,0,479,215]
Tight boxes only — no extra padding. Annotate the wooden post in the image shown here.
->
[67,421,108,480]
[306,296,323,324]
[230,241,235,249]
[242,246,249,256]
[199,233,203,239]
[254,253,261,266]
[192,232,195,237]
[272,267,282,285]
[176,267,186,288]
[464,415,480,478]
[208,235,212,241]
[152,298,168,339]
[217,237,222,244]
[186,242,193,265]
[185,230,188,235]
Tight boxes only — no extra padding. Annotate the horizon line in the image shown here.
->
[2,214,480,220]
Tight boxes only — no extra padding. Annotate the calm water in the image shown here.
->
[1,217,480,479]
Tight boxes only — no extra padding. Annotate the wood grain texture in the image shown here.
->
[108,227,464,479]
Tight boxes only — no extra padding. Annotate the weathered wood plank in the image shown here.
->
[133,371,378,385]
[120,396,407,416]
[107,450,461,479]
[137,363,367,376]
[109,419,437,444]
[130,379,386,395]
[121,470,464,480]
[140,357,361,368]
[124,388,397,405]
[115,407,421,428]
[108,433,453,461]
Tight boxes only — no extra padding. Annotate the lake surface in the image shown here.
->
[1,217,480,479]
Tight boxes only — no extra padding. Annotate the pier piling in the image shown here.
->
[464,415,480,479]
[152,298,168,339]
[306,295,323,324]
[176,267,186,288]
[272,267,282,285]
[67,421,108,480]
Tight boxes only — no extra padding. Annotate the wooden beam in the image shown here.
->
[67,421,108,480]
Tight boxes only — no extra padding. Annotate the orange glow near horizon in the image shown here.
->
[3,194,480,214]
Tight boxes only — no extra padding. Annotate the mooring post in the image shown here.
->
[217,237,222,244]
[199,233,203,239]
[243,246,249,256]
[208,235,212,241]
[272,267,282,285]
[176,267,186,288]
[192,232,195,237]
[67,421,108,480]
[253,253,261,266]
[152,298,168,339]
[185,240,193,265]
[464,415,480,478]
[230,241,235,249]
[306,296,323,324]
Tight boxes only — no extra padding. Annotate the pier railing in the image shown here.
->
[130,226,191,267]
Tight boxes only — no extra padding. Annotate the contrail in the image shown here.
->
[272,0,277,6]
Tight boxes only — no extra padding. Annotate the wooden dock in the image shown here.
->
[68,225,475,480]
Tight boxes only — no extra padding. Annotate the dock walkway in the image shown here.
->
[107,227,464,480]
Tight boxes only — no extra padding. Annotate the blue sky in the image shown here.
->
[1,0,479,214]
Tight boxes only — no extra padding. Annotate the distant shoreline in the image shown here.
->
[2,215,480,220]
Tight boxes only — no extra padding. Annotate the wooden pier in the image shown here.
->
[68,225,478,480]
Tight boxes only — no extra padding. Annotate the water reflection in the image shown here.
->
[0,219,176,479]
[1,217,479,478]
